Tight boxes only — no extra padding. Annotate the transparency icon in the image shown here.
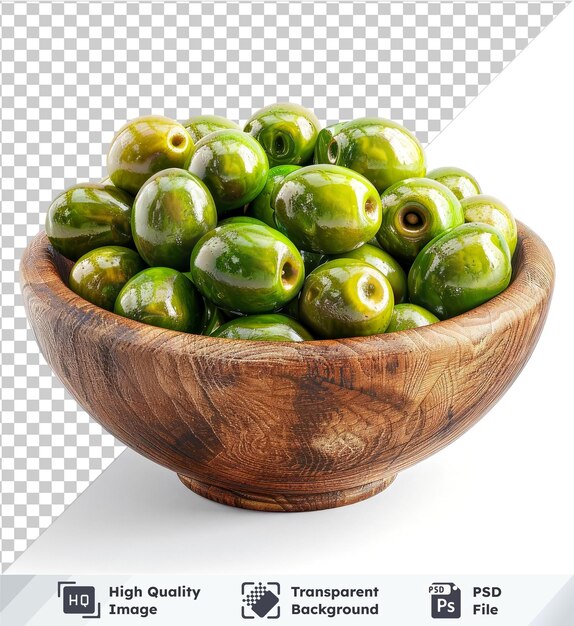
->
[242,581,280,619]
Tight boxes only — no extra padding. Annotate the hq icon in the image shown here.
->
[429,582,461,619]
[57,581,101,619]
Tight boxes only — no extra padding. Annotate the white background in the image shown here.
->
[7,3,574,576]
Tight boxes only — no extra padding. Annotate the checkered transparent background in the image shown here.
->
[0,1,568,570]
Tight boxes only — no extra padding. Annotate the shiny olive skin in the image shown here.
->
[330,243,407,304]
[427,166,481,201]
[182,115,240,143]
[313,122,346,164]
[45,183,133,261]
[243,103,321,168]
[188,129,269,214]
[107,116,194,196]
[273,165,382,254]
[131,169,217,271]
[461,194,517,256]
[299,259,394,339]
[386,303,439,332]
[211,314,313,342]
[114,267,203,332]
[408,223,512,320]
[317,118,426,193]
[377,177,465,264]
[190,223,305,314]
[69,246,146,311]
[247,165,301,227]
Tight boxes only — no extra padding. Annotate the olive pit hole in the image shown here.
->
[274,135,286,155]
[361,277,383,302]
[364,197,377,218]
[170,133,186,148]
[405,211,421,226]
[327,139,339,164]
[363,282,376,298]
[281,261,297,288]
[305,285,320,301]
[399,205,427,233]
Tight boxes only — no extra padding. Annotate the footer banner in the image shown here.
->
[1,575,572,625]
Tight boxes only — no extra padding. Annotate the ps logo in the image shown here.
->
[429,582,461,619]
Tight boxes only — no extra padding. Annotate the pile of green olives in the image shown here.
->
[46,103,517,342]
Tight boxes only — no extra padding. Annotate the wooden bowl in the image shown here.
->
[20,223,554,512]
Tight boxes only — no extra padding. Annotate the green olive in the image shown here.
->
[313,122,346,164]
[330,243,407,304]
[243,103,321,167]
[182,114,240,143]
[188,129,269,214]
[386,303,439,332]
[247,164,301,227]
[45,183,133,261]
[299,259,394,338]
[317,117,426,192]
[377,177,465,264]
[131,169,217,271]
[427,166,481,201]
[114,267,203,332]
[273,164,382,254]
[408,223,512,319]
[69,246,146,311]
[190,222,305,314]
[461,194,517,256]
[107,116,194,195]
[211,314,313,342]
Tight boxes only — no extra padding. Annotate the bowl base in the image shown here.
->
[177,474,397,512]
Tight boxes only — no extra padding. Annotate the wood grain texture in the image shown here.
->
[20,222,555,511]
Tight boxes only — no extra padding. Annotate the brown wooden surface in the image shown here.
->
[20,222,555,511]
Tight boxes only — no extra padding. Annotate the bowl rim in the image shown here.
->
[20,221,555,363]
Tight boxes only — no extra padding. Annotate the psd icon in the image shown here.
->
[429,582,461,619]
[57,581,101,619]
[241,582,280,619]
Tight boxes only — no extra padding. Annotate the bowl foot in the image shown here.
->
[177,474,397,512]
